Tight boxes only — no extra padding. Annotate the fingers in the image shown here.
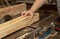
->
[22,12,27,16]
[21,11,26,16]
[21,11,28,16]
[21,11,34,18]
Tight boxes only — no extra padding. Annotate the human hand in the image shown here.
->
[21,10,34,18]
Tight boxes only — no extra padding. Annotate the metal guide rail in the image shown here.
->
[2,13,58,39]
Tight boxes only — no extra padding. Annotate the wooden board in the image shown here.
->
[0,13,39,38]
[0,3,26,19]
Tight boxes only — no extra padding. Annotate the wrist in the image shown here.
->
[29,9,35,13]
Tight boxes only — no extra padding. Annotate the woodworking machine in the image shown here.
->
[0,0,60,39]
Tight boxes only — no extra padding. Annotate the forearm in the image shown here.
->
[29,0,46,12]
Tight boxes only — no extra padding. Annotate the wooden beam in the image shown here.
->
[0,13,39,38]
[0,3,26,19]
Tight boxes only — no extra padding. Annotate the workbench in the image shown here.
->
[1,11,59,39]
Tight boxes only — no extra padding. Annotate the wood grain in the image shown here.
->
[0,13,39,38]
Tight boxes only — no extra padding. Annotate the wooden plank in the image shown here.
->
[0,3,26,19]
[0,13,39,38]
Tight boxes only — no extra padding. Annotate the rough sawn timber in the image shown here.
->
[0,3,26,19]
[0,13,39,38]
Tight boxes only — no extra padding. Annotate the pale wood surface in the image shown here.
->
[0,13,39,38]
[0,3,26,19]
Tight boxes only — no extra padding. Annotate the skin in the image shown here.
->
[21,0,47,17]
